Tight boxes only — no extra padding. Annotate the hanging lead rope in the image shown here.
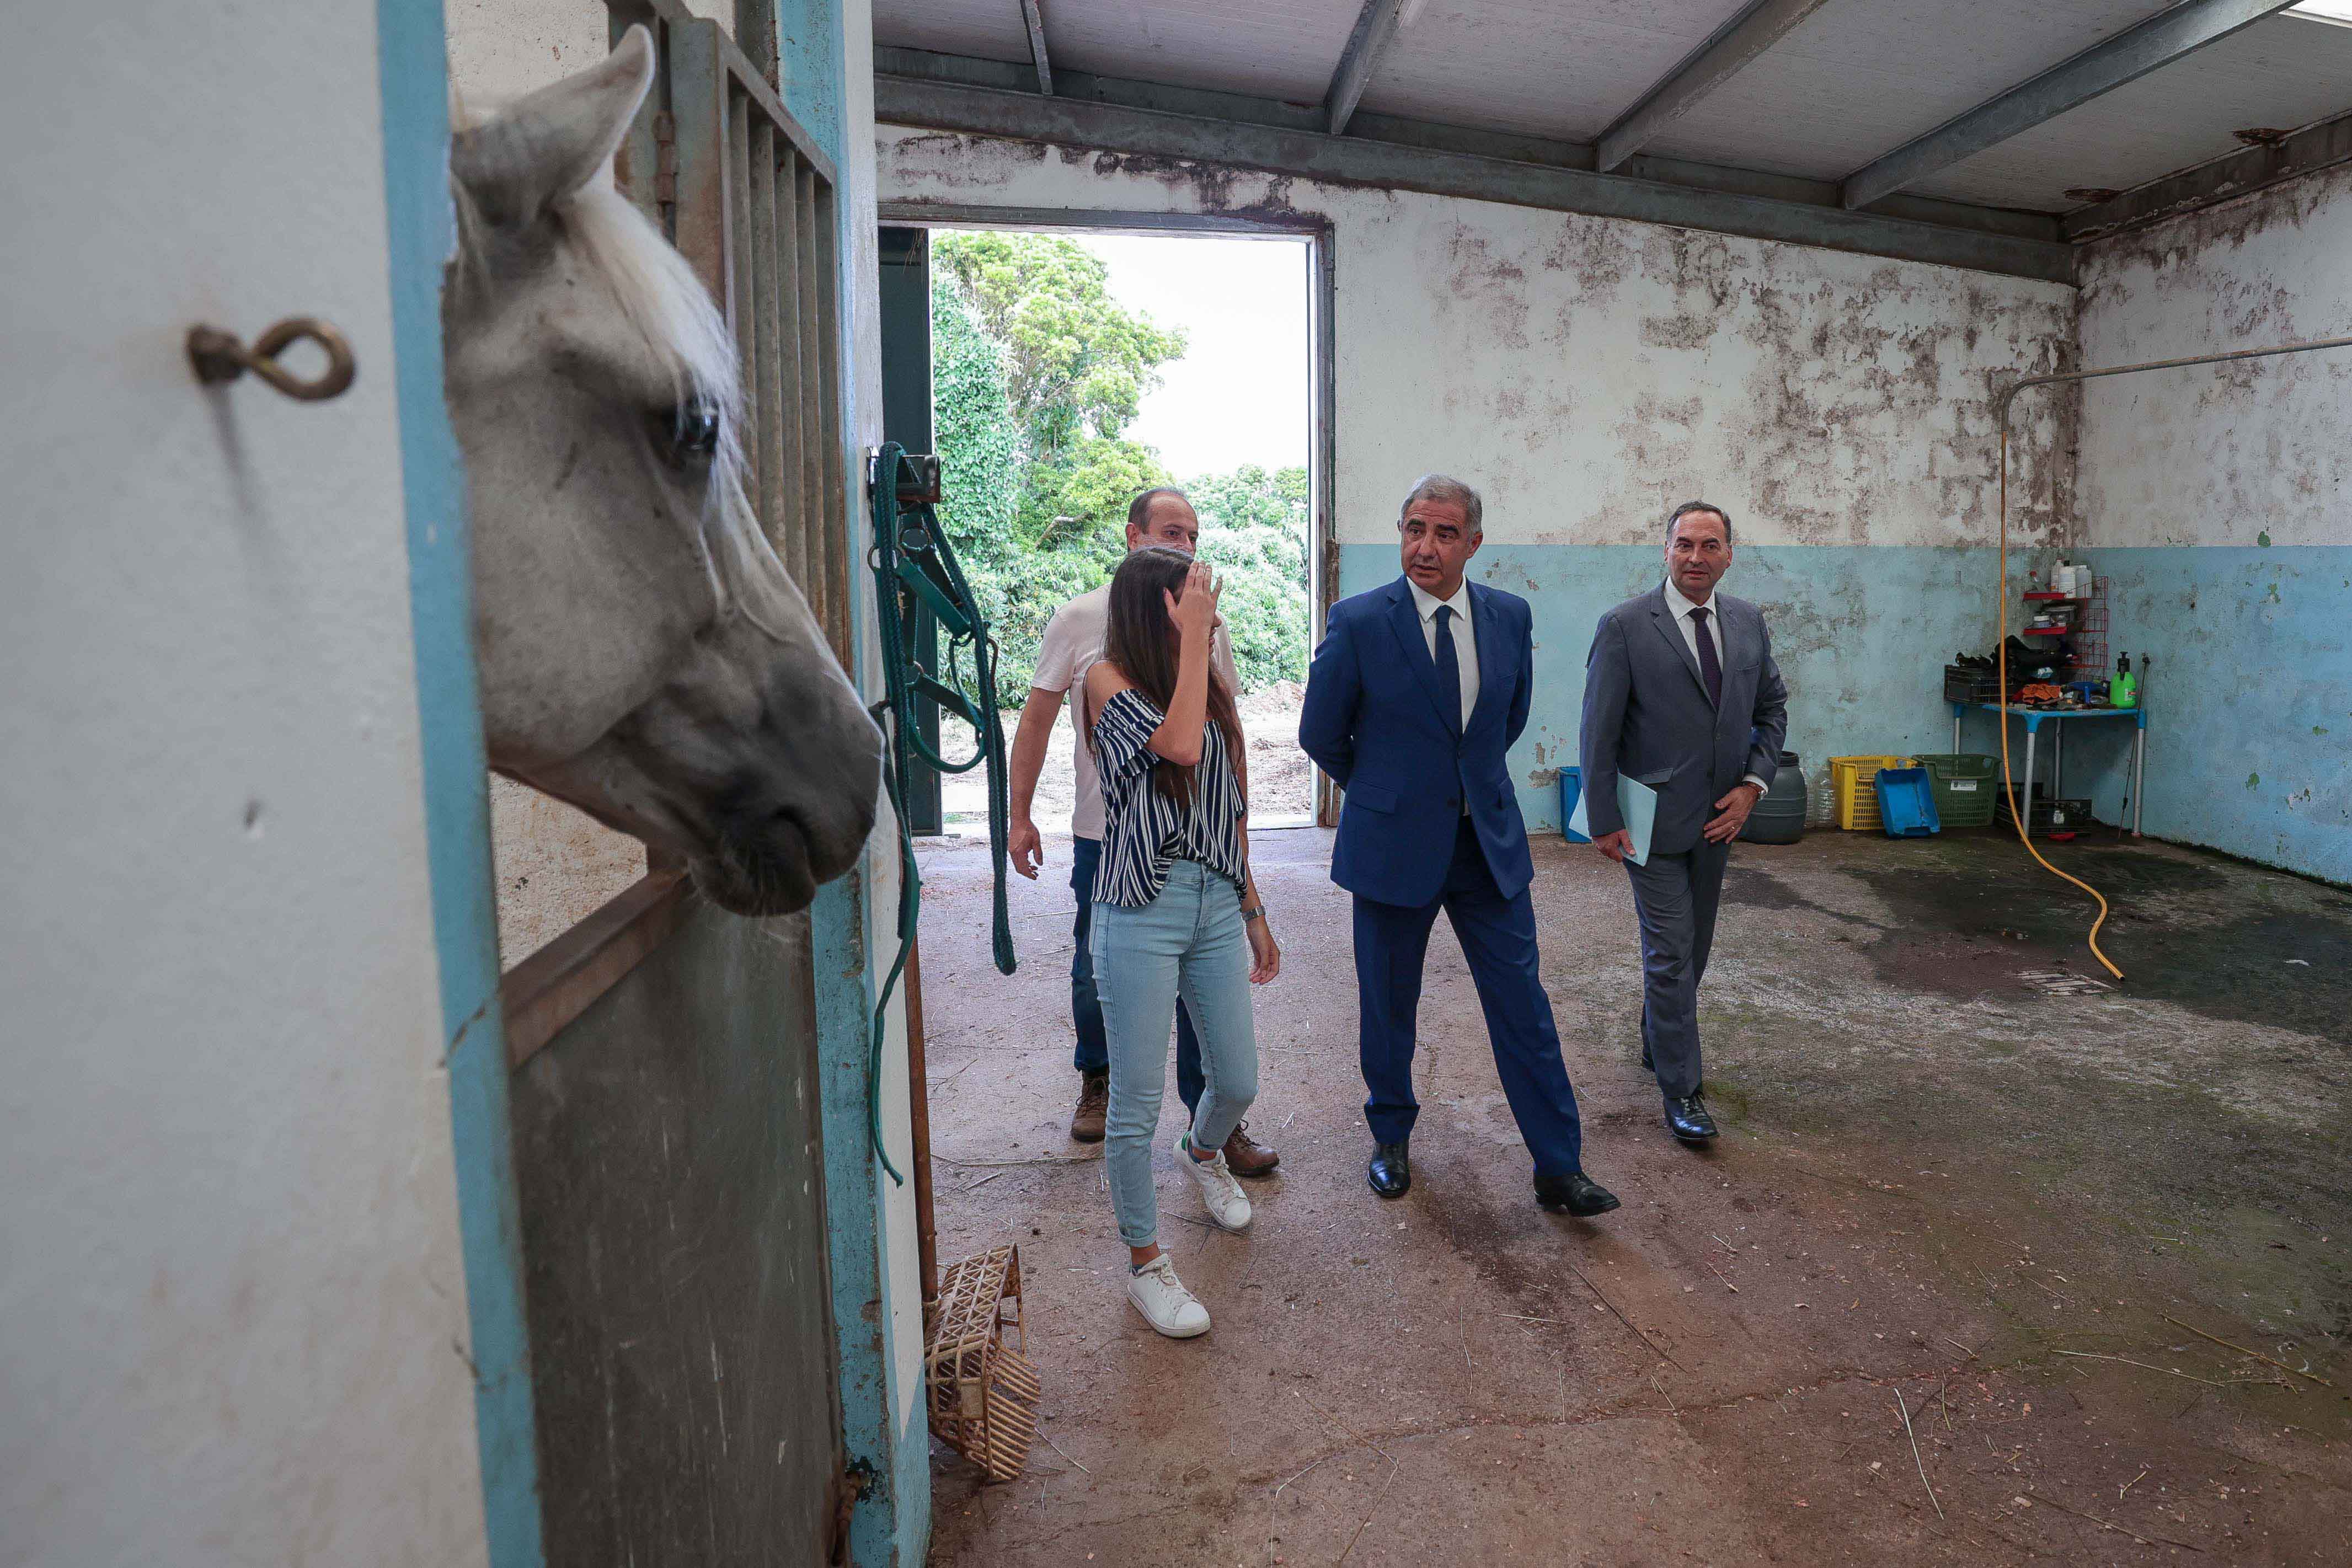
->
[863,442,1017,1185]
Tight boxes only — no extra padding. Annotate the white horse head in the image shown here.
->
[445,29,881,916]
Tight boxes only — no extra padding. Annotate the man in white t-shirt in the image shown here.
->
[1007,488,1281,1174]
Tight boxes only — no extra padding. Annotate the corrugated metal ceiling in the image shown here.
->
[1638,0,2180,183]
[1349,0,1757,145]
[1917,12,2352,209]
[872,0,2352,215]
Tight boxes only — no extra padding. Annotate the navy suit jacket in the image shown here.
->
[1299,576,1537,907]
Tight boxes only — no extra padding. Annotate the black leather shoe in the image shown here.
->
[1535,1171,1621,1216]
[1664,1095,1718,1143]
[1367,1141,1411,1199]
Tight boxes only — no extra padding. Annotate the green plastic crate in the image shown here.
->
[1912,753,2000,828]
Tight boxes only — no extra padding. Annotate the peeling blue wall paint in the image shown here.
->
[376,0,544,1561]
[811,868,920,1568]
[778,0,845,167]
[2071,547,2351,885]
[1337,543,2011,830]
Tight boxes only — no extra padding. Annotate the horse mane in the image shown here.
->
[450,141,811,646]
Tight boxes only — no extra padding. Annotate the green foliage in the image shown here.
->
[1188,463,1309,539]
[927,237,1306,701]
[933,231,1188,463]
[1191,465,1311,694]
[929,274,1019,545]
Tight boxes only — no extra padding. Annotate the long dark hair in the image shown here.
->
[1099,546,1245,809]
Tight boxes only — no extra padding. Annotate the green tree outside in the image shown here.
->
[929,231,1309,703]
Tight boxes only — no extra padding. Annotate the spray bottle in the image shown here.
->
[2110,651,2137,709]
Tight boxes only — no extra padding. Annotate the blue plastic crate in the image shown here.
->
[1873,767,1941,838]
[1559,766,1589,843]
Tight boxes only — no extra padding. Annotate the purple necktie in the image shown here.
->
[1690,606,1723,708]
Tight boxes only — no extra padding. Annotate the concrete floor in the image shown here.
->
[912,823,2351,1566]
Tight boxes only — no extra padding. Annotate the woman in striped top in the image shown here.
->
[1082,548,1281,1339]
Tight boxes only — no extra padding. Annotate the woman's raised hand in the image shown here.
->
[1162,558,1222,643]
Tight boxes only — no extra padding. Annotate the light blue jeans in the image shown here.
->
[1091,860,1260,1249]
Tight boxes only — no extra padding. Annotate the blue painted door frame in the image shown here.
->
[763,4,937,1560]
[375,1,544,1564]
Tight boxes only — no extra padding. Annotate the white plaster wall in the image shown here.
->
[2077,162,2352,549]
[876,131,2080,548]
[0,4,486,1566]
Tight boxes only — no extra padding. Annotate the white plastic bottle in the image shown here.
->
[1807,763,1837,828]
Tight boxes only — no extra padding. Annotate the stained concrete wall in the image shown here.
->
[2074,162,2352,884]
[0,2,493,1563]
[876,131,2077,823]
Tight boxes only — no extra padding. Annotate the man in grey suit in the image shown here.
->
[1579,501,1789,1144]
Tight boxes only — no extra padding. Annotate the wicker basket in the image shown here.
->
[925,1244,1039,1482]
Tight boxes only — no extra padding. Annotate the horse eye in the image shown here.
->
[649,401,721,468]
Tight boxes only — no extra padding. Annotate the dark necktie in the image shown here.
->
[1690,606,1723,708]
[1432,604,1462,733]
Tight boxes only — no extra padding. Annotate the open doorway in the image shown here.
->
[879,214,1329,836]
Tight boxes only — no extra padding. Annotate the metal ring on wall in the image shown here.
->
[186,317,356,402]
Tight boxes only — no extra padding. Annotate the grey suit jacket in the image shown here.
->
[1579,584,1790,857]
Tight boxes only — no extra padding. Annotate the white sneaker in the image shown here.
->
[1126,1254,1210,1338]
[1176,1130,1253,1232]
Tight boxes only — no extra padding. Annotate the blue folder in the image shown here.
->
[1565,774,1656,866]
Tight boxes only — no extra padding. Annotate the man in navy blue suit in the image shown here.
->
[1300,475,1620,1217]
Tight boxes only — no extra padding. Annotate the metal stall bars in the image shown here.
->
[608,0,849,663]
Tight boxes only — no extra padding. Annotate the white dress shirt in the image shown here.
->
[1407,577,1478,729]
[1665,580,1767,793]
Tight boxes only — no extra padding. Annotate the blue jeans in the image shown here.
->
[1071,836,1205,1113]
[1091,860,1260,1249]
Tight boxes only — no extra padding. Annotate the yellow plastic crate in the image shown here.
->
[1830,754,1911,831]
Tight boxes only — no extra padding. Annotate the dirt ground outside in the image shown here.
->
[943,682,1316,832]
[912,823,2351,1566]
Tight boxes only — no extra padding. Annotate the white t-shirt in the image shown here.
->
[1031,582,1242,841]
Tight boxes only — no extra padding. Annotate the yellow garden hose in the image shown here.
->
[1996,426,2123,980]
[1991,331,2352,983]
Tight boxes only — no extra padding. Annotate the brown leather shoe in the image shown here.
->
[1069,1072,1108,1143]
[1222,1121,1279,1177]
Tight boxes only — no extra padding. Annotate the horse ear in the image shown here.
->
[453,24,655,226]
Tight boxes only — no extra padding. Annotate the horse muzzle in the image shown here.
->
[696,713,883,916]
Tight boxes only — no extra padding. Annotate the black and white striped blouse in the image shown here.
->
[1091,688,1247,908]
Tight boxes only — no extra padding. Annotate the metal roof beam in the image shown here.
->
[1596,0,1830,173]
[1841,0,2301,211]
[2064,105,2352,240]
[879,46,2065,244]
[1019,0,1051,95]
[1325,0,1408,136]
[873,63,2075,283]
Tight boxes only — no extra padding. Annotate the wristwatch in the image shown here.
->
[1239,903,1265,924]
